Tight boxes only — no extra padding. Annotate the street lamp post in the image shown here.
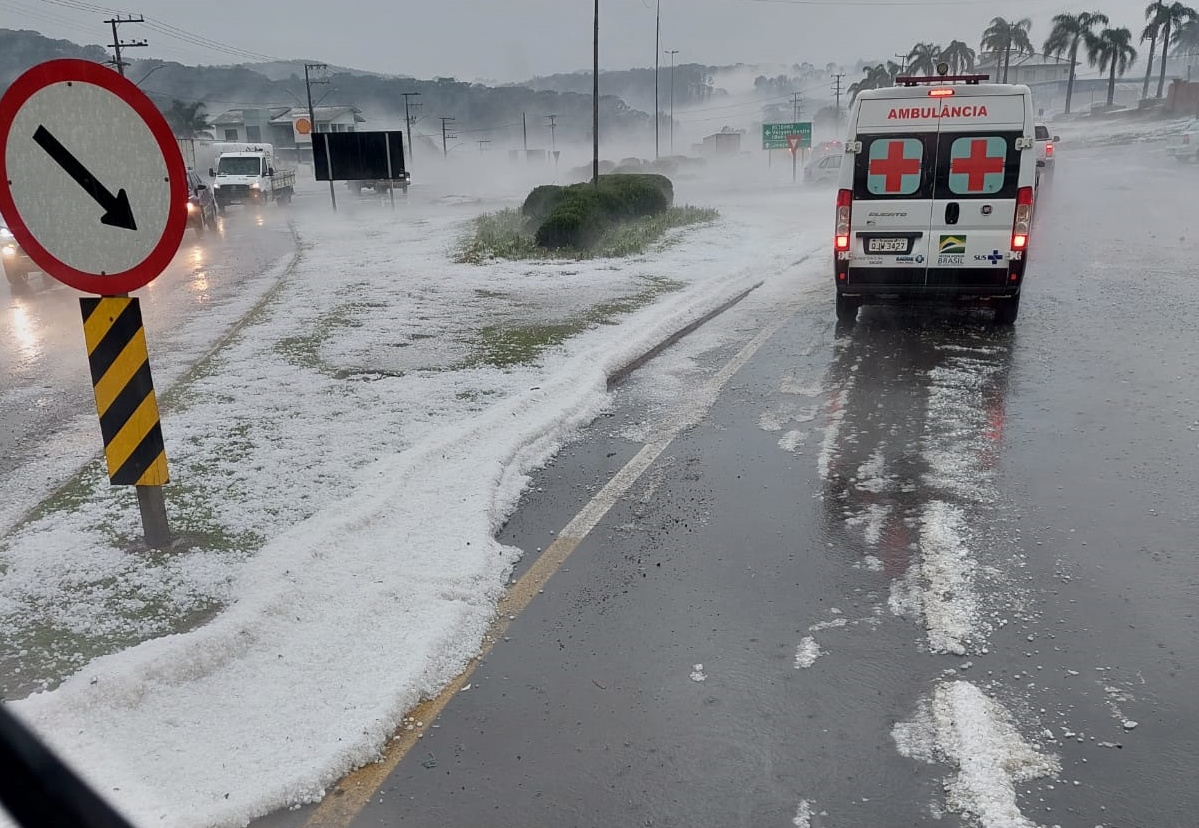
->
[665,49,678,155]
[654,0,661,159]
[593,0,599,187]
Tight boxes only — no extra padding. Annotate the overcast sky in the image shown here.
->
[0,0,1164,83]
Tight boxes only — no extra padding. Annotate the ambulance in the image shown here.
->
[833,72,1037,325]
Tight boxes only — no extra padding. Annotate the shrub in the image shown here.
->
[521,185,567,221]
[602,174,672,217]
[529,174,675,250]
[535,201,607,249]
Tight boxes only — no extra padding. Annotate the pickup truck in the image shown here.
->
[1034,123,1057,174]
[209,145,296,210]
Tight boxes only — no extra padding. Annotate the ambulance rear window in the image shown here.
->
[1035,125,1050,140]
[936,132,1022,199]
[853,134,935,200]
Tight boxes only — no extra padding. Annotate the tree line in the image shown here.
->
[849,3,1199,113]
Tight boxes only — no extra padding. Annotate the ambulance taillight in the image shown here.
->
[1011,187,1034,250]
[835,189,852,252]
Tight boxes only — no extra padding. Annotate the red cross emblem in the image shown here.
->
[950,139,1005,192]
[868,141,922,193]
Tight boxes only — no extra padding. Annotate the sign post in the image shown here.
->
[787,134,803,183]
[0,59,187,549]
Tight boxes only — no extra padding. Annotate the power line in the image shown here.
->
[37,0,289,63]
[105,14,146,77]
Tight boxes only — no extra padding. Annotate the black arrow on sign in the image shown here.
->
[32,125,137,231]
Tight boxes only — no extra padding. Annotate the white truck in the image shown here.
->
[208,144,296,210]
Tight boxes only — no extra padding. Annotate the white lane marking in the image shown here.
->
[792,799,814,827]
[557,317,791,545]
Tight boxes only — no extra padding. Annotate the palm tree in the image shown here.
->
[885,60,904,83]
[1089,27,1139,106]
[941,40,978,74]
[1044,11,1110,114]
[163,99,211,139]
[981,17,1035,83]
[907,42,941,76]
[1142,2,1169,99]
[1155,2,1198,97]
[1173,16,1199,59]
[848,64,894,102]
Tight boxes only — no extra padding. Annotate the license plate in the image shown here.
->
[867,237,910,253]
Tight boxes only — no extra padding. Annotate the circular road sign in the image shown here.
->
[0,59,188,294]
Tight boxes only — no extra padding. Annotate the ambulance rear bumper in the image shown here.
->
[836,265,1024,299]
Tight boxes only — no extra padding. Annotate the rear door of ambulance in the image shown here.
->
[927,89,1029,292]
[845,92,937,291]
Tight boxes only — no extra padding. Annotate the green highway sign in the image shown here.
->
[762,121,812,151]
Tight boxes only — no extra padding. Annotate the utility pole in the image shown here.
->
[593,0,599,187]
[894,53,909,76]
[477,139,491,154]
[665,50,678,155]
[545,114,558,152]
[105,15,147,77]
[305,63,335,211]
[402,91,420,169]
[522,112,529,152]
[654,0,661,159]
[792,91,803,121]
[441,117,456,157]
[832,73,846,113]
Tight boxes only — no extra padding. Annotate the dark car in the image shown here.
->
[1,220,37,287]
[186,170,218,234]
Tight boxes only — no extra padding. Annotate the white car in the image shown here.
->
[1034,123,1057,172]
[1165,120,1199,161]
[1,221,37,287]
[804,152,843,185]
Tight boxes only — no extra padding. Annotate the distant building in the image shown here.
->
[976,54,1072,86]
[210,106,366,165]
[700,131,741,158]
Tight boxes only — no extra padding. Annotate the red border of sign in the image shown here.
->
[0,59,187,294]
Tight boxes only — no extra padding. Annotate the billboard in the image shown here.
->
[312,131,406,181]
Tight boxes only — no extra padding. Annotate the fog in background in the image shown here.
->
[2,0,1161,83]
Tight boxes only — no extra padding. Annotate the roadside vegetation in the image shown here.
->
[455,174,718,263]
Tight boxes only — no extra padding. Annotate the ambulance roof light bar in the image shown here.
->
[897,74,990,87]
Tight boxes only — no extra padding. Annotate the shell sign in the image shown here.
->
[294,117,312,135]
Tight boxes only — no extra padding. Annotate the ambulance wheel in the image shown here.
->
[992,295,1020,325]
[835,294,860,323]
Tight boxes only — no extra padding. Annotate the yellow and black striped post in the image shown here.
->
[80,297,171,546]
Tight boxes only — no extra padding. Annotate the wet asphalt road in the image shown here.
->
[261,145,1195,827]
[0,202,296,478]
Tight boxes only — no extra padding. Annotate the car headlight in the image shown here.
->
[251,182,261,190]
[187,201,197,212]
[2,244,16,257]
[0,227,13,240]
